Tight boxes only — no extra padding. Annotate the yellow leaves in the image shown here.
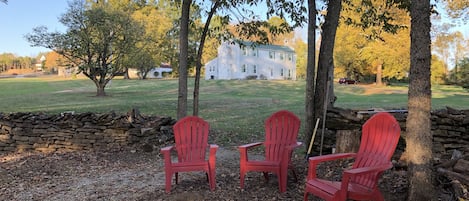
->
[44,51,68,69]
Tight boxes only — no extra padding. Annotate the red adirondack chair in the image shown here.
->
[304,112,401,201]
[160,116,218,193]
[238,110,302,193]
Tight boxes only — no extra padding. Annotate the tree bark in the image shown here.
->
[313,0,342,122]
[193,1,221,117]
[406,0,433,200]
[96,84,106,96]
[304,0,317,157]
[336,130,360,153]
[376,63,383,85]
[123,67,130,80]
[177,0,191,120]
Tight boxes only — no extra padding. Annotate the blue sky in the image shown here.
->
[0,0,68,57]
[0,1,467,58]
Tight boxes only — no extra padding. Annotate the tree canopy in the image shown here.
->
[26,0,145,96]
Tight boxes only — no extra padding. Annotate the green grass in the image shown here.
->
[1,77,468,144]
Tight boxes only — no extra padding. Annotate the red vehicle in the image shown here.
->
[338,78,357,84]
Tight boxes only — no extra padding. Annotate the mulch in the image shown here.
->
[0,145,462,201]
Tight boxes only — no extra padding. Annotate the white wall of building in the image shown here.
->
[128,67,172,79]
[205,41,296,80]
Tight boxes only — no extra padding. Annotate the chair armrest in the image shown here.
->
[238,142,263,162]
[160,145,175,165]
[308,153,356,166]
[283,141,303,160]
[160,145,174,154]
[281,141,304,170]
[343,162,393,177]
[238,142,263,149]
[209,144,219,156]
[209,144,219,149]
[306,153,356,180]
[286,141,303,150]
[308,153,356,165]
[339,162,393,196]
[209,144,219,165]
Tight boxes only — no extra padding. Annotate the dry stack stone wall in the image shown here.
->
[318,107,469,158]
[0,108,468,156]
[0,111,176,153]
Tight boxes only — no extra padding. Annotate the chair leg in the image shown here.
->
[263,172,269,182]
[373,190,385,201]
[209,168,216,191]
[289,165,298,182]
[240,169,246,189]
[303,191,309,201]
[279,170,286,193]
[164,171,173,193]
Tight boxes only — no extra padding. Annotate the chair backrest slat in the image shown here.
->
[264,110,301,162]
[352,112,401,187]
[173,116,210,163]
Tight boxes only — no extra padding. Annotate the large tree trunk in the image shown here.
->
[406,1,433,200]
[177,0,191,120]
[304,0,317,157]
[336,130,360,153]
[313,0,342,128]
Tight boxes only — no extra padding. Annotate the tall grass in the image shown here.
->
[0,77,467,143]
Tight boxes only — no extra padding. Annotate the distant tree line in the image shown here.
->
[0,53,36,73]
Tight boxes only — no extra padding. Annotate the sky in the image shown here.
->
[0,1,467,58]
[0,0,68,57]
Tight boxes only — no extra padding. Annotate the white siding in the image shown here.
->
[205,42,296,80]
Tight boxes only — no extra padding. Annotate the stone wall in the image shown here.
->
[0,111,176,153]
[319,107,469,158]
[1,108,468,156]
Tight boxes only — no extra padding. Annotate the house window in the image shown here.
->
[288,69,291,77]
[269,51,275,59]
[280,69,284,76]
[242,47,248,56]
[253,65,257,74]
[270,68,273,76]
[242,64,246,73]
[288,54,292,61]
[251,48,258,57]
[279,53,284,60]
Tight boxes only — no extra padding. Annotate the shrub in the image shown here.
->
[245,75,257,80]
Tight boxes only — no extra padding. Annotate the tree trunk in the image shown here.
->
[376,63,383,85]
[193,1,220,117]
[304,0,317,157]
[313,0,342,124]
[96,82,106,96]
[177,0,191,120]
[123,67,130,79]
[406,1,433,200]
[336,130,360,153]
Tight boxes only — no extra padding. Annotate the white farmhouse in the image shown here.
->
[205,41,296,80]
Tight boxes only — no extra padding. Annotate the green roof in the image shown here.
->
[237,41,295,53]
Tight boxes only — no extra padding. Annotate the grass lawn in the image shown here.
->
[0,76,468,143]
